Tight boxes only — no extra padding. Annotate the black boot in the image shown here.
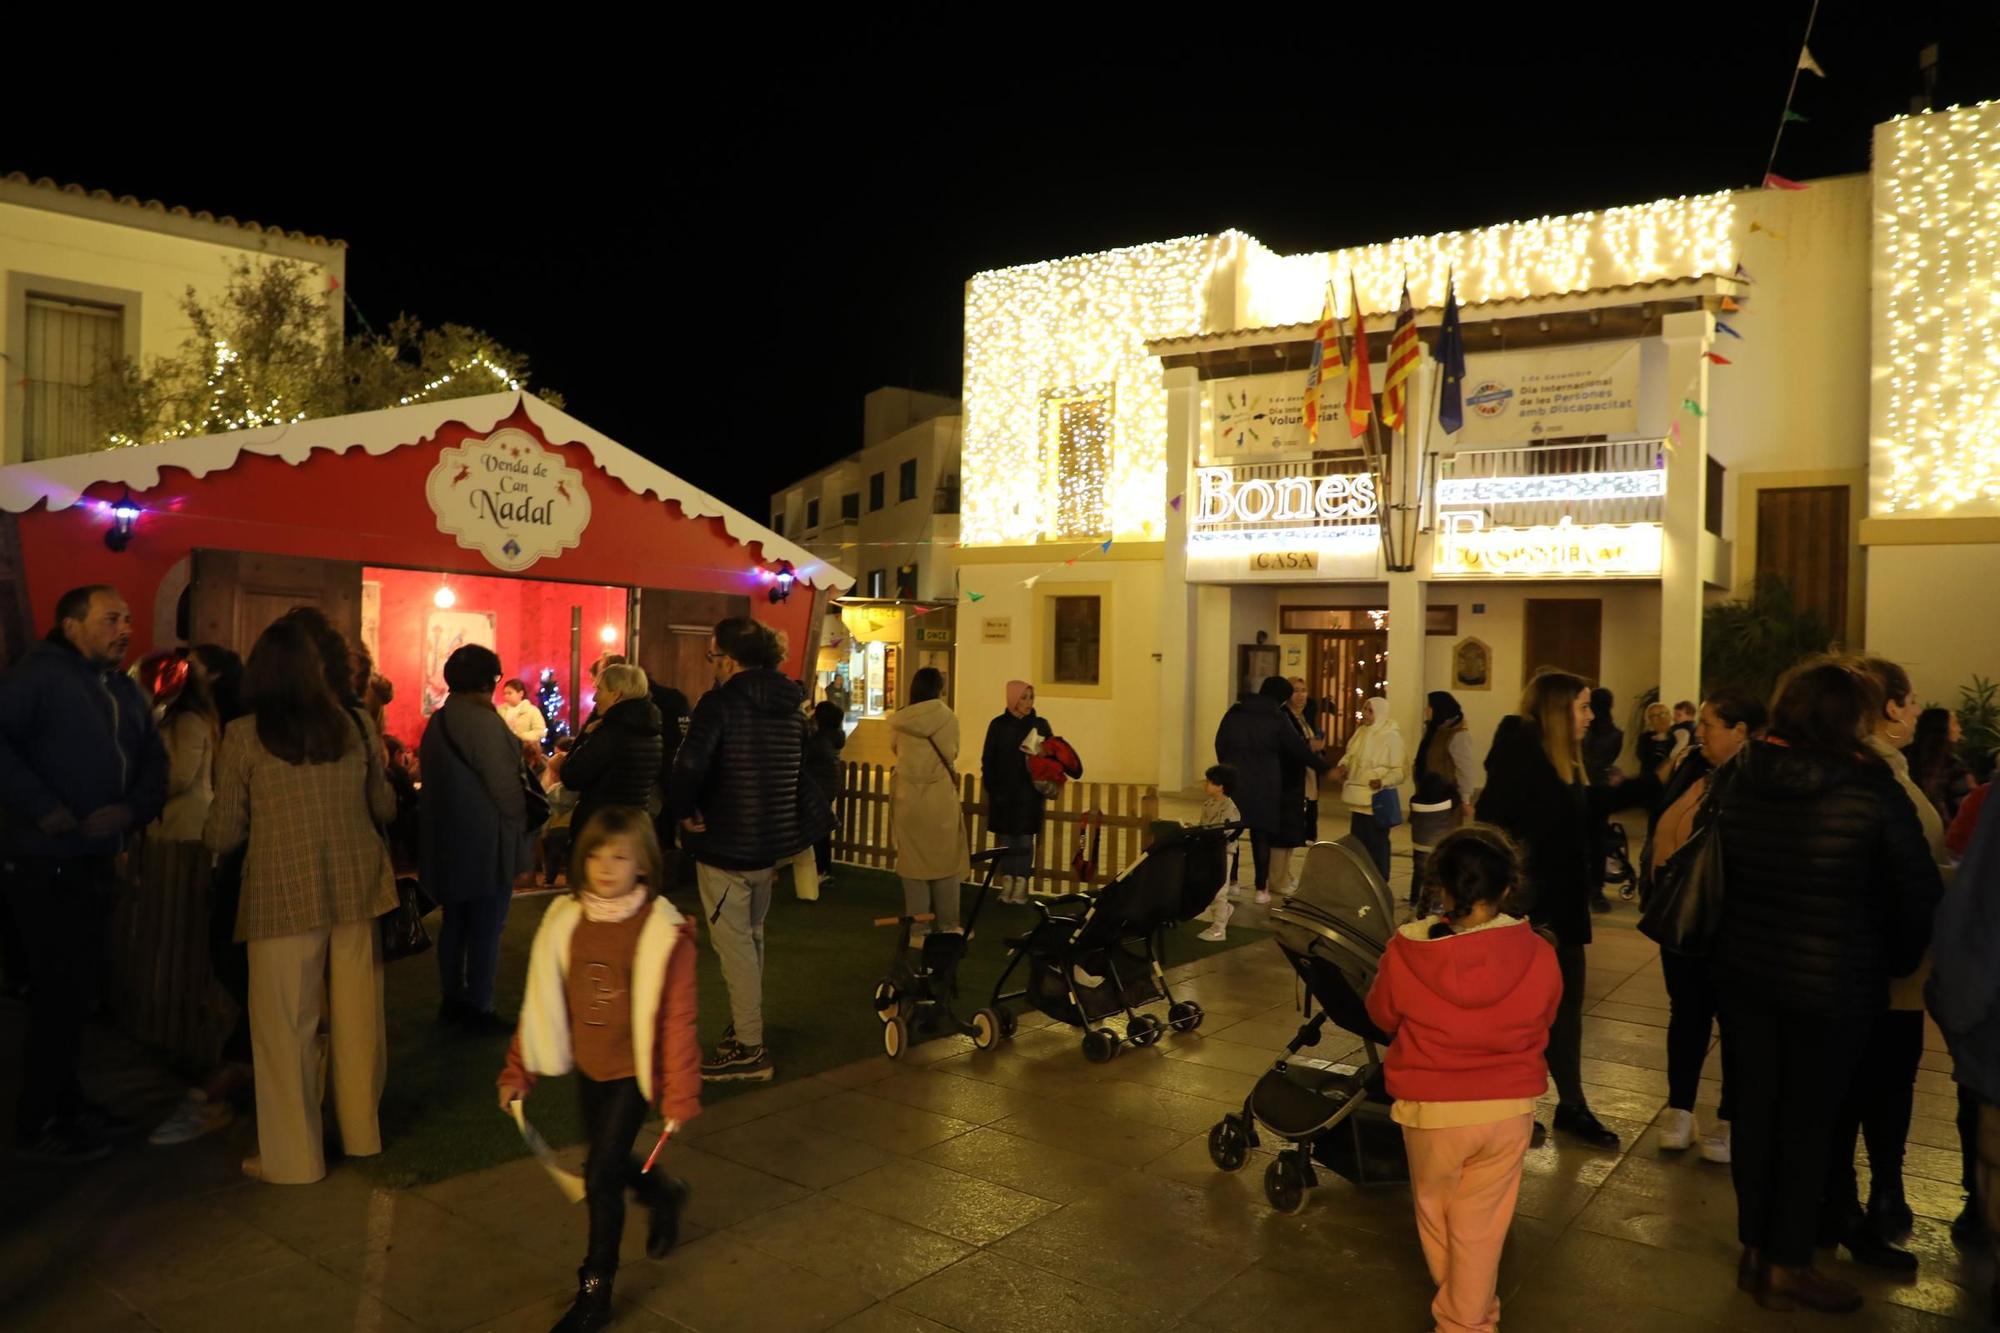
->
[1869,1178,1916,1245]
[1553,1102,1620,1149]
[549,1267,613,1333]
[634,1171,690,1260]
[1952,1194,1986,1245]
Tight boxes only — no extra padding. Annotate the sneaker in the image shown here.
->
[1255,889,1271,906]
[1698,1123,1731,1164]
[1197,922,1228,942]
[1553,1102,1620,1149]
[1658,1108,1695,1151]
[72,1102,138,1138]
[701,1039,774,1082]
[148,1091,236,1147]
[16,1120,110,1164]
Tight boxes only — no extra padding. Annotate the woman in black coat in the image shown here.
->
[1477,671,1658,1150]
[982,681,1052,904]
[1215,675,1331,904]
[419,644,531,1031]
[804,702,846,877]
[1711,658,1943,1314]
[561,663,665,844]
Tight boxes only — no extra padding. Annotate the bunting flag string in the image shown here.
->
[1705,352,1733,365]
[1762,2,1825,188]
[1763,173,1808,192]
[1716,321,1744,340]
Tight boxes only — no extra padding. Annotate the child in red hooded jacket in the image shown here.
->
[1366,826,1562,1333]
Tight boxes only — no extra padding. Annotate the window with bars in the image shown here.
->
[1042,385,1112,537]
[23,295,124,460]
[1051,595,1101,684]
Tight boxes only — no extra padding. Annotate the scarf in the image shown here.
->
[579,887,648,923]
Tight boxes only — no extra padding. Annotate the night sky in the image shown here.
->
[13,9,1999,517]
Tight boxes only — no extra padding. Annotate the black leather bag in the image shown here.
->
[379,876,433,962]
[1639,806,1726,956]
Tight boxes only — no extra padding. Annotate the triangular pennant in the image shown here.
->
[1667,419,1682,448]
[1099,539,1113,553]
[966,591,984,602]
[1733,262,1757,283]
[1784,109,1810,123]
[1169,494,1184,511]
[1681,399,1706,417]
[1064,558,1077,566]
[1763,172,1808,191]
[1716,321,1743,340]
[1798,45,1826,77]
[911,606,932,615]
[1721,296,1741,312]
[1021,576,1039,589]
[1705,352,1733,365]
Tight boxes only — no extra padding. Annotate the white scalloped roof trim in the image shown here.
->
[0,392,853,592]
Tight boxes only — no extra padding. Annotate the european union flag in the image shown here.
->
[1436,275,1467,434]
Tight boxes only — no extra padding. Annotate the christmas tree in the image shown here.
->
[536,668,570,753]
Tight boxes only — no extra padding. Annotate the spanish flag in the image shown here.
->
[1346,274,1374,438]
[1302,286,1341,444]
[1379,279,1419,431]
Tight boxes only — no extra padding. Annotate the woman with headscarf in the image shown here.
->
[1333,697,1407,884]
[1216,676,1334,904]
[1407,691,1479,911]
[982,680,1051,904]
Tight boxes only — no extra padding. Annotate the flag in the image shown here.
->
[1716,320,1743,340]
[1379,279,1420,431]
[1784,109,1810,123]
[1799,45,1826,77]
[1345,275,1374,438]
[1682,398,1706,417]
[1301,287,1340,444]
[1763,173,1808,191]
[1720,296,1742,312]
[1436,273,1467,435]
[1734,262,1757,283]
[1099,538,1113,553]
[1705,351,1733,365]
[966,591,984,602]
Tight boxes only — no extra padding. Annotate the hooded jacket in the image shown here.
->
[890,698,971,881]
[564,695,665,837]
[981,708,1053,836]
[1215,691,1329,843]
[1338,698,1407,812]
[667,669,829,870]
[1712,738,1942,1018]
[0,638,168,858]
[1365,917,1563,1102]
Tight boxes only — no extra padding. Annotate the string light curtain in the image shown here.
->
[1874,99,2000,516]
[1045,385,1113,537]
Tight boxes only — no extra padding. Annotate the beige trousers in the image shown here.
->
[247,919,386,1184]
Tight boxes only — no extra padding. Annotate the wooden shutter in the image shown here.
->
[23,296,123,461]
[631,589,750,707]
[1756,485,1848,642]
[1523,599,1602,682]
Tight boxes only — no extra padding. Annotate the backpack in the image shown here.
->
[1028,735,1084,798]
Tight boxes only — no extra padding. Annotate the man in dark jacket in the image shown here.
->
[1215,676,1331,904]
[668,618,828,1082]
[0,585,167,1161]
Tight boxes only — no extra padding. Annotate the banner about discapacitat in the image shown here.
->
[1447,341,1641,446]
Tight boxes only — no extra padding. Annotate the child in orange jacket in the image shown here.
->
[500,807,701,1333]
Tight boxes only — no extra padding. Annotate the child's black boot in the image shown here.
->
[633,1169,691,1259]
[549,1266,613,1333]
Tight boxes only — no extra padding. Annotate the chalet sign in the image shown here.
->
[426,428,592,571]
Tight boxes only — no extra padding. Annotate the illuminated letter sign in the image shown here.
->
[1191,467,1378,530]
[1433,513,1663,578]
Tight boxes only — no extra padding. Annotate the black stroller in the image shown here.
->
[1208,836,1408,1213]
[980,822,1230,1062]
[1603,818,1638,900]
[872,848,1007,1059]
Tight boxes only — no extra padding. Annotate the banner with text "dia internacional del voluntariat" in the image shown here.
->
[1443,341,1641,447]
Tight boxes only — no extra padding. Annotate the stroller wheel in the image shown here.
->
[1168,1000,1204,1033]
[1264,1156,1308,1215]
[972,1008,1002,1052]
[873,981,900,1023]
[1208,1118,1249,1173]
[1127,1014,1163,1048]
[1082,1029,1120,1064]
[883,1016,909,1060]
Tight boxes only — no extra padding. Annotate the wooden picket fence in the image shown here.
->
[832,761,1161,894]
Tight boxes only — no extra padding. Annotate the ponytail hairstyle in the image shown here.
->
[1520,669,1589,785]
[1423,825,1523,938]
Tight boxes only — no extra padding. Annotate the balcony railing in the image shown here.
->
[1432,440,1666,528]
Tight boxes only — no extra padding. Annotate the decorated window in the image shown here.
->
[1051,595,1101,684]
[1042,384,1113,538]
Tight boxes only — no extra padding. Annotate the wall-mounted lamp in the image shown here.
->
[768,560,796,604]
[103,491,140,552]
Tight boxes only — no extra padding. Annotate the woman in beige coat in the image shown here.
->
[204,618,397,1185]
[890,668,971,933]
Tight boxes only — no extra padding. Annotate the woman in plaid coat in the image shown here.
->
[205,618,397,1185]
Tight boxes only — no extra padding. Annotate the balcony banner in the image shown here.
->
[1443,341,1641,446]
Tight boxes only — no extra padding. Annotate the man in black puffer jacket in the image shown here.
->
[1710,659,1943,1314]
[668,617,829,1083]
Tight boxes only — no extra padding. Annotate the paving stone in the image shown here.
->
[143,1258,423,1333]
[914,1125,1132,1204]
[317,1195,575,1330]
[698,1113,895,1190]
[624,1232,875,1332]
[727,1193,973,1300]
[827,1157,1059,1245]
[890,1250,1173,1333]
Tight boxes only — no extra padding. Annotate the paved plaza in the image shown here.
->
[0,854,1989,1333]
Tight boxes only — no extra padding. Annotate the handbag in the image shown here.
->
[346,708,432,962]
[1639,806,1726,956]
[1371,787,1404,829]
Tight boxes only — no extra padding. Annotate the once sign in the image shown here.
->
[426,428,591,571]
[1193,467,1378,527]
[1433,512,1663,578]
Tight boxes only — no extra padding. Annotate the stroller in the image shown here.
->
[872,848,1007,1059]
[980,822,1231,1062]
[1603,818,1638,900]
[1208,836,1408,1213]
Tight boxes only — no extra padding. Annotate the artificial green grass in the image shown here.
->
[358,865,1265,1187]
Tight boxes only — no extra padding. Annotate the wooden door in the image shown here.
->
[1309,631,1389,751]
[1523,598,1602,682]
[1756,485,1849,641]
[632,588,750,707]
[189,550,361,659]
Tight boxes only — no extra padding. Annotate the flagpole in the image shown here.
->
[1762,0,1823,185]
[1423,269,1450,533]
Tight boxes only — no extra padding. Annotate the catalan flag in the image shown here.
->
[1379,279,1419,430]
[1346,274,1373,438]
[1301,287,1340,444]
[1436,272,1467,435]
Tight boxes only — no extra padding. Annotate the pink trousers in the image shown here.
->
[1401,1113,1534,1333]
